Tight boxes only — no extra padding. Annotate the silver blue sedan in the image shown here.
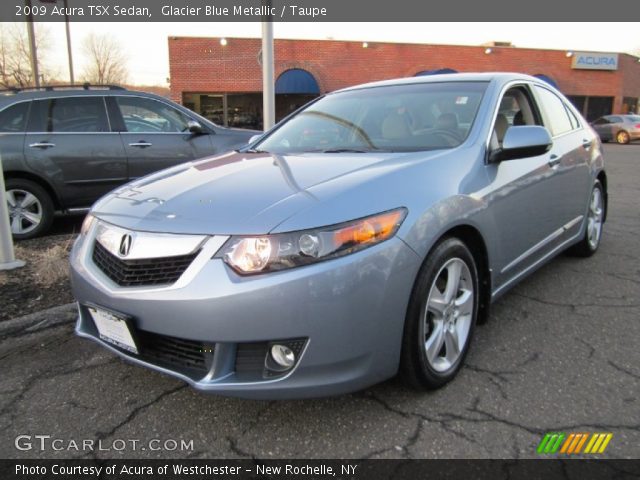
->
[70,73,606,399]
[591,114,640,144]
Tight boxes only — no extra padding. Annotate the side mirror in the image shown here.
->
[490,125,552,162]
[187,120,204,134]
[248,134,262,144]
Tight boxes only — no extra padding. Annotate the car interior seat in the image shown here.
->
[494,113,509,144]
[381,110,412,139]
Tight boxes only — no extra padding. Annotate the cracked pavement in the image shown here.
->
[1,145,639,459]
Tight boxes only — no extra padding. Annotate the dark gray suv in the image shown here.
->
[0,85,257,239]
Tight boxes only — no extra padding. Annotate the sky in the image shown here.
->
[19,22,640,85]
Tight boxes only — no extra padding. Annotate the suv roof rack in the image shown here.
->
[0,83,126,94]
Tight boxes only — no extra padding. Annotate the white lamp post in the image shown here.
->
[0,155,25,270]
[261,0,275,131]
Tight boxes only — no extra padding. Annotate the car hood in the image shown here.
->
[92,149,442,235]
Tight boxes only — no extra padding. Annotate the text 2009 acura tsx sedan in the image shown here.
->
[70,73,607,399]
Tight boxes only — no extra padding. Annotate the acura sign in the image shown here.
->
[572,52,618,70]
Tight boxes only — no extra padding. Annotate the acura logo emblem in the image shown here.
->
[119,234,133,257]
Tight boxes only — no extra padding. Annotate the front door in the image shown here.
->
[111,96,215,180]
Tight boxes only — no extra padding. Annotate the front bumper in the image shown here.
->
[70,223,421,399]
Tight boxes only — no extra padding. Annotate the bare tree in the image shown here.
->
[81,32,128,85]
[0,23,56,88]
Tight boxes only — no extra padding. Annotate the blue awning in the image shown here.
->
[415,68,458,76]
[534,74,559,89]
[275,69,320,94]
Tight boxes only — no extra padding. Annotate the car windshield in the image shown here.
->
[255,81,488,154]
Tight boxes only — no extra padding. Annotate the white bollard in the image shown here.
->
[0,154,26,270]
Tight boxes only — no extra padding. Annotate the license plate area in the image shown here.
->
[87,305,139,355]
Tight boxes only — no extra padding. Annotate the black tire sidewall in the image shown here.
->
[5,178,54,240]
[402,237,479,389]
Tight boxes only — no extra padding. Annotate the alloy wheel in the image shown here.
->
[617,131,630,144]
[587,186,604,250]
[423,258,474,373]
[6,189,43,235]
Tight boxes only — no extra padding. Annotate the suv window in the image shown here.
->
[27,97,110,132]
[0,101,30,132]
[534,86,574,137]
[116,97,191,133]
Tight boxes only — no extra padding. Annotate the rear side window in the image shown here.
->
[27,97,110,132]
[534,86,574,137]
[0,101,30,132]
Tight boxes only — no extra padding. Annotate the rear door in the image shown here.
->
[110,96,215,180]
[532,85,592,232]
[23,96,127,208]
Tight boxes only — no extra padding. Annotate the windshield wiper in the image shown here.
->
[321,148,375,153]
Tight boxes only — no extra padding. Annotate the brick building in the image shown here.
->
[168,37,640,129]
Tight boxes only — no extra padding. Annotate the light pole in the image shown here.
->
[0,155,25,271]
[261,0,275,131]
[25,0,40,88]
[64,0,74,83]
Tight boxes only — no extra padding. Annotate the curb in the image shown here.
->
[0,302,77,337]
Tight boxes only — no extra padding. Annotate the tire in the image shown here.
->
[5,178,55,240]
[401,237,479,390]
[569,180,605,257]
[616,130,630,144]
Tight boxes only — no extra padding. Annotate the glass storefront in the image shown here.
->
[567,96,614,122]
[182,92,318,130]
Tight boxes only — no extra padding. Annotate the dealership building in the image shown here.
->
[168,37,640,129]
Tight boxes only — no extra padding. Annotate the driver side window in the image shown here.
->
[116,97,191,133]
[492,87,541,147]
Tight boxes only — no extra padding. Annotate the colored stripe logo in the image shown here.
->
[537,432,612,455]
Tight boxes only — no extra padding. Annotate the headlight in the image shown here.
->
[216,208,407,275]
[80,214,96,236]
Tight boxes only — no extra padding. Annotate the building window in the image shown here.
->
[566,96,614,122]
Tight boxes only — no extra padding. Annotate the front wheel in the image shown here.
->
[401,238,479,390]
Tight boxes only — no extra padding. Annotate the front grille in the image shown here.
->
[136,330,212,377]
[92,241,198,287]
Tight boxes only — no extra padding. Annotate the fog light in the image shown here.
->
[270,344,295,369]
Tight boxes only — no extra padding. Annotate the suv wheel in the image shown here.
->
[401,238,479,390]
[5,178,54,240]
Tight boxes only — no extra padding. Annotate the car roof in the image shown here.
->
[0,87,170,108]
[334,72,547,94]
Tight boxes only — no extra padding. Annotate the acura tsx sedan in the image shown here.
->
[70,73,607,399]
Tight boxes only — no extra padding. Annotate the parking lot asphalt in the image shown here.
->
[1,144,638,460]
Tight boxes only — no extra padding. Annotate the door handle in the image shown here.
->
[129,142,152,148]
[28,142,55,149]
[548,154,561,168]
[582,139,592,150]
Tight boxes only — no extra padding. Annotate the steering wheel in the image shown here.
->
[430,129,463,146]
